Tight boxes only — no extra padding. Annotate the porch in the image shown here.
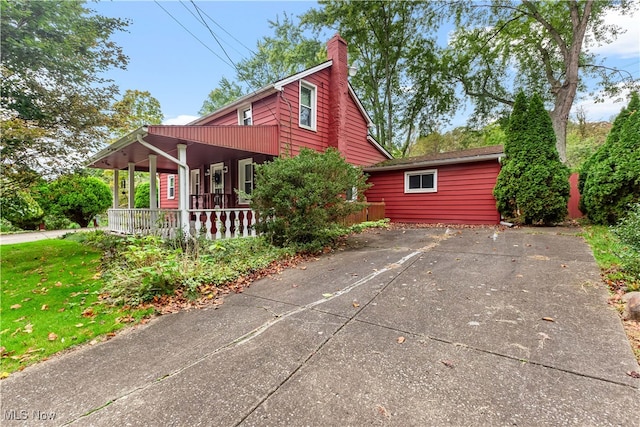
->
[87,124,278,240]
[107,207,257,240]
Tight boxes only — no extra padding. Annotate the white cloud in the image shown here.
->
[162,115,199,125]
[572,84,634,122]
[587,8,640,59]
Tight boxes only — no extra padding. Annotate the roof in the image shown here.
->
[189,61,334,126]
[364,145,503,172]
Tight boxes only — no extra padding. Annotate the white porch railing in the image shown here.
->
[108,209,181,239]
[107,208,257,240]
[189,208,257,240]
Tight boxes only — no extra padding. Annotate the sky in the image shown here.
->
[91,0,640,128]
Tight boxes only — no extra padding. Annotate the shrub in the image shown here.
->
[134,182,159,208]
[38,174,112,227]
[580,92,640,224]
[0,179,44,230]
[493,92,570,224]
[250,148,370,250]
[612,203,640,280]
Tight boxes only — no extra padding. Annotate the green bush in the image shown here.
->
[612,203,640,280]
[38,174,112,227]
[134,182,159,208]
[0,181,44,230]
[580,92,640,224]
[493,92,570,224]
[250,148,370,250]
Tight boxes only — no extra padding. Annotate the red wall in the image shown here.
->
[159,174,178,209]
[568,172,583,219]
[366,160,501,224]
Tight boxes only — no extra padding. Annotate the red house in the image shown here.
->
[364,145,504,225]
[87,34,391,238]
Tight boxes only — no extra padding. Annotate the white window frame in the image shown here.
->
[238,157,254,205]
[346,186,358,202]
[238,104,252,126]
[190,169,200,195]
[299,80,317,131]
[404,169,438,194]
[167,175,176,199]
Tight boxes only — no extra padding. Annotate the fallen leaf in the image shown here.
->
[561,264,567,268]
[322,293,333,299]
[10,304,21,310]
[54,281,62,287]
[41,304,49,311]
[441,360,455,368]
[299,266,307,270]
[542,317,555,322]
[24,323,33,333]
[58,308,65,312]
[352,302,360,308]
[626,371,640,379]
[75,323,84,328]
[397,336,405,344]
[47,332,58,341]
[0,372,9,379]
[376,404,390,418]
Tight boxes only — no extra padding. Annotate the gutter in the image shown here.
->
[363,152,503,173]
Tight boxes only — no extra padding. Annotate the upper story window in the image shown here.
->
[238,105,252,125]
[299,81,317,131]
[404,169,437,193]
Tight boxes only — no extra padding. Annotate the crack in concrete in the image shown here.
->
[66,247,428,425]
[352,318,639,390]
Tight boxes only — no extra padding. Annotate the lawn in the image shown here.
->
[0,239,153,376]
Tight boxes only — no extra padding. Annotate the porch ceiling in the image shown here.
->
[87,125,279,173]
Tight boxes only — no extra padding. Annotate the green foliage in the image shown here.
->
[250,148,370,249]
[579,92,640,224]
[109,89,163,138]
[444,0,638,162]
[38,174,112,228]
[1,0,129,183]
[0,185,44,230]
[303,1,453,154]
[612,204,640,281]
[199,77,246,115]
[101,235,292,305]
[134,182,158,209]
[408,122,506,156]
[493,93,570,224]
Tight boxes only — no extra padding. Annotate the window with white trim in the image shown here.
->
[404,169,437,193]
[238,158,254,204]
[299,81,317,130]
[167,175,176,199]
[238,105,252,125]
[346,186,357,202]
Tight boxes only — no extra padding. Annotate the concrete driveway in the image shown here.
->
[2,227,638,426]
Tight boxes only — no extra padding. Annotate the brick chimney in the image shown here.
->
[327,33,348,154]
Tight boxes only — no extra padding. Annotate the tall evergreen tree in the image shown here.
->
[493,93,570,224]
[579,92,640,224]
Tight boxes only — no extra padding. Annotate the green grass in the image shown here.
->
[0,239,153,375]
[581,224,639,292]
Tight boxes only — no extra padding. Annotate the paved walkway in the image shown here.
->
[0,228,105,245]
[1,227,638,426]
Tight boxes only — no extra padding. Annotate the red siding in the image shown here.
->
[159,173,179,209]
[568,172,583,219]
[366,160,501,224]
[344,93,387,166]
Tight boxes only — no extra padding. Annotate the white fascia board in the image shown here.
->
[86,127,147,166]
[367,135,393,160]
[273,61,333,90]
[349,83,374,128]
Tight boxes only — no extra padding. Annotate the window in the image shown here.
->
[190,169,200,195]
[299,81,317,130]
[238,105,252,125]
[404,169,437,193]
[346,186,357,202]
[238,158,254,204]
[167,175,176,199]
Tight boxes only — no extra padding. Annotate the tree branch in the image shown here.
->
[522,0,569,60]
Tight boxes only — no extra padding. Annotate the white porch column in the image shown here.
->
[149,154,157,209]
[177,144,190,236]
[112,169,119,209]
[128,162,136,208]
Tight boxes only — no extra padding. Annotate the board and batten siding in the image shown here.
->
[366,160,501,224]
